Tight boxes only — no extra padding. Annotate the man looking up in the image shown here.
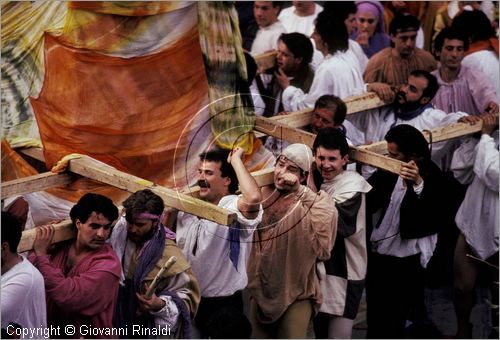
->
[110,189,200,338]
[29,193,120,339]
[173,147,262,338]
[247,143,337,338]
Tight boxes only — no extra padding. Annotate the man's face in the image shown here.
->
[395,75,429,111]
[387,142,407,161]
[357,11,377,37]
[254,1,279,28]
[314,146,348,181]
[126,218,156,245]
[310,107,336,134]
[293,1,315,13]
[274,156,305,191]
[345,13,357,36]
[76,212,112,250]
[276,41,301,75]
[197,160,230,205]
[437,38,465,70]
[391,30,418,57]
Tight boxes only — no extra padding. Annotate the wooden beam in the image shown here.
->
[255,116,316,147]
[254,50,277,73]
[67,156,237,226]
[349,147,403,174]
[17,147,45,162]
[360,121,486,154]
[1,172,74,199]
[17,220,75,253]
[268,92,388,129]
[256,116,405,174]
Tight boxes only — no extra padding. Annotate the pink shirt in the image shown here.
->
[432,65,498,115]
[30,243,121,338]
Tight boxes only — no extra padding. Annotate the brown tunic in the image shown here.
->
[364,47,437,87]
[247,186,337,323]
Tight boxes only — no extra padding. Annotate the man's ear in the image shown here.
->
[223,176,231,188]
[420,96,431,105]
[1,242,10,252]
[342,154,350,166]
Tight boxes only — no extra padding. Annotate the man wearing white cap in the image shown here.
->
[247,143,338,338]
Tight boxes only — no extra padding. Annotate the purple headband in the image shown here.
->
[137,212,161,220]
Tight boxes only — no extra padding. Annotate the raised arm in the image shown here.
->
[228,147,262,219]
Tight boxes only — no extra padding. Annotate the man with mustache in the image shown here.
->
[30,193,121,338]
[172,147,262,338]
[247,143,337,338]
[110,189,200,338]
[347,69,479,169]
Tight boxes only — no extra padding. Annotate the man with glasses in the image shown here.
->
[363,14,437,102]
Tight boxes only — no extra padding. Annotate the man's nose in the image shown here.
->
[96,227,106,238]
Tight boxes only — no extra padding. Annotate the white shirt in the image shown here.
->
[371,176,437,267]
[282,50,365,111]
[251,21,287,56]
[278,3,323,36]
[462,50,500,96]
[452,132,499,260]
[1,257,47,338]
[176,195,263,297]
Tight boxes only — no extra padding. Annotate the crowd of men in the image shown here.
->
[2,1,499,339]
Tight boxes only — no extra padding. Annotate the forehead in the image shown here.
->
[442,38,464,48]
[278,41,292,54]
[276,156,300,168]
[408,75,428,91]
[254,1,272,9]
[85,212,111,225]
[394,30,418,39]
[358,11,377,19]
[198,160,222,173]
[315,146,342,158]
[314,107,335,118]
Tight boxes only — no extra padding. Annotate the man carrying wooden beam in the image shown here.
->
[347,69,480,171]
[109,189,200,338]
[247,143,337,338]
[170,147,262,338]
[365,125,458,338]
[28,193,121,339]
[310,128,372,339]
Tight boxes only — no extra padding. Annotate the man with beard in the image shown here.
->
[247,143,337,338]
[110,189,200,338]
[172,147,262,338]
[29,193,120,339]
[347,69,479,168]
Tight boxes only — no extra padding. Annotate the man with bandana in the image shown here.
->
[247,143,337,338]
[171,147,263,338]
[110,189,200,338]
[347,69,479,169]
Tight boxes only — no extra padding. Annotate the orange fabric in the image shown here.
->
[1,139,38,182]
[31,28,208,193]
[465,38,500,56]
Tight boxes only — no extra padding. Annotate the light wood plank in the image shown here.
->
[18,220,75,253]
[1,172,74,199]
[16,147,45,162]
[255,116,316,146]
[67,156,237,226]
[254,50,277,73]
[349,147,403,174]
